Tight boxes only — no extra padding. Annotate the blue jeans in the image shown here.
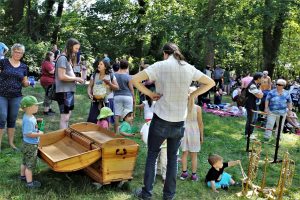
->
[0,96,22,128]
[142,114,184,200]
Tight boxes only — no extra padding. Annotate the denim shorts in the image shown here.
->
[56,92,75,114]
[0,96,22,129]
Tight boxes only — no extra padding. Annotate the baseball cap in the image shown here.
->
[20,95,43,109]
[97,107,114,120]
[122,109,133,120]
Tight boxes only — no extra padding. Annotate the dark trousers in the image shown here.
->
[245,107,256,136]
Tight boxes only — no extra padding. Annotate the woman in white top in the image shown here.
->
[132,43,215,200]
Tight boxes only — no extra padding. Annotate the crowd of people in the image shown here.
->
[0,39,299,199]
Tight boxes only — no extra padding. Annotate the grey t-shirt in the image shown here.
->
[213,68,224,79]
[114,73,132,97]
[55,55,76,93]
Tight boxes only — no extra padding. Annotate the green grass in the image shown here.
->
[0,84,299,200]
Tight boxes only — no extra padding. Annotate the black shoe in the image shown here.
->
[48,109,55,114]
[43,111,55,116]
[221,184,229,190]
[26,180,41,189]
[133,188,151,200]
[233,182,241,187]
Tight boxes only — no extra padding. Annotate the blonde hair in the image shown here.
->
[208,154,223,166]
[11,43,25,53]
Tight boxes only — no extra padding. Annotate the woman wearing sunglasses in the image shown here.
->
[264,79,293,141]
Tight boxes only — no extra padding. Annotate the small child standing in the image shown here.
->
[119,109,138,137]
[96,107,114,130]
[140,121,167,181]
[180,87,204,181]
[19,96,43,189]
[136,95,156,122]
[205,154,240,193]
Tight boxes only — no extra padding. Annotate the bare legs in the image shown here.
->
[60,112,72,129]
[20,164,33,183]
[0,128,17,150]
[114,115,120,134]
[181,151,198,173]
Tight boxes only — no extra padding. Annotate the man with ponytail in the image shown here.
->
[132,42,215,200]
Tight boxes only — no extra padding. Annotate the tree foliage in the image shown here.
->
[0,0,299,79]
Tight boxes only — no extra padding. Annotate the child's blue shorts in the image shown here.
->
[207,172,232,189]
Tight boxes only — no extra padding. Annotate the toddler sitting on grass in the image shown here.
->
[205,154,241,193]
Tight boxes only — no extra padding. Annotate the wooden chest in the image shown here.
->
[38,122,139,185]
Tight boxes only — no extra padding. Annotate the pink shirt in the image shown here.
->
[241,76,253,88]
[97,119,109,129]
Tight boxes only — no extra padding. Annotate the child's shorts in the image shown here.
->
[22,142,38,170]
[207,172,232,189]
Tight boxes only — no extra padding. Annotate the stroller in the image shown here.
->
[290,85,300,112]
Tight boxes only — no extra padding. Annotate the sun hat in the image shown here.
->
[97,107,114,120]
[20,95,43,109]
[121,109,133,120]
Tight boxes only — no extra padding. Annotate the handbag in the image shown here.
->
[45,55,67,101]
[46,83,57,101]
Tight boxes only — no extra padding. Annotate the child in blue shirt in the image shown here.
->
[19,96,43,189]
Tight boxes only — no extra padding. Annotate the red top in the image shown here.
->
[40,61,55,87]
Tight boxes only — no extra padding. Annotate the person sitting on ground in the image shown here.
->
[205,154,241,193]
[119,109,138,137]
[96,107,114,130]
[286,110,300,134]
[19,96,43,189]
[214,87,223,105]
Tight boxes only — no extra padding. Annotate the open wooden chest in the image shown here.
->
[38,122,139,185]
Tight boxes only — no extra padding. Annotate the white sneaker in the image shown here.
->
[250,134,257,140]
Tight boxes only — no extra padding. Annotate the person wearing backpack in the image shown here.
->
[87,59,119,124]
[244,72,263,139]
[55,38,84,129]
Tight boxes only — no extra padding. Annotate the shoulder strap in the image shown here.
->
[54,55,68,75]
[110,72,114,82]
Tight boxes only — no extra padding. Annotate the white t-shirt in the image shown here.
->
[144,55,204,122]
[232,88,240,98]
[142,100,156,120]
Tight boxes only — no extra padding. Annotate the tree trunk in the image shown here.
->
[204,0,216,67]
[10,0,26,27]
[262,0,288,78]
[148,31,164,61]
[40,0,56,38]
[26,0,31,36]
[130,0,147,57]
[51,0,64,44]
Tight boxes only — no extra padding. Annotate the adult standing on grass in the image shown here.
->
[113,59,135,133]
[244,72,263,140]
[132,42,215,200]
[264,79,292,141]
[0,43,30,151]
[55,38,84,129]
[0,42,9,60]
[40,51,56,116]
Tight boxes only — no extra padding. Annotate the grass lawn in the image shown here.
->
[0,84,299,200]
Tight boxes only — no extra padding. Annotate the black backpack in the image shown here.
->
[236,88,248,107]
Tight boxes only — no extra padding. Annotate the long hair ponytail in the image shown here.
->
[162,43,185,64]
